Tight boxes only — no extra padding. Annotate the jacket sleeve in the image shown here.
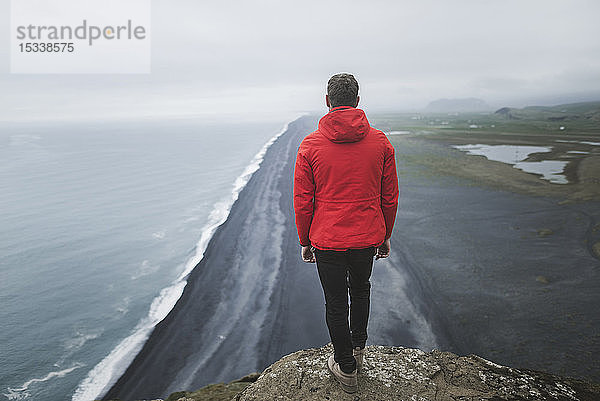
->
[381,141,399,239]
[293,149,315,246]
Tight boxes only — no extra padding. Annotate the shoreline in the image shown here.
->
[104,117,600,400]
[72,118,296,401]
[102,116,328,400]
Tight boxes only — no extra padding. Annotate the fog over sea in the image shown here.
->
[0,114,294,401]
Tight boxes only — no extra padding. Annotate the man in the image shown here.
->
[293,73,399,393]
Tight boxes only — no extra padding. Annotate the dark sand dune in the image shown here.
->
[104,116,600,400]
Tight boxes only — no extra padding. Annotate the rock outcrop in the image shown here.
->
[233,344,600,401]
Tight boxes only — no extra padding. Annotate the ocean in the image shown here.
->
[0,115,295,401]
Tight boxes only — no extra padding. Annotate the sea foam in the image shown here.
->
[5,364,85,401]
[71,118,299,401]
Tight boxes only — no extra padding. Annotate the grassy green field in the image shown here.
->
[373,101,600,137]
[372,101,600,202]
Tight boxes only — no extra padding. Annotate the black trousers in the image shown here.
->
[315,246,375,373]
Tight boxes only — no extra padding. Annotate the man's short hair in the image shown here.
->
[327,73,359,107]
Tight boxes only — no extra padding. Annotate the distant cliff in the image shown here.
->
[145,344,600,401]
[494,100,600,121]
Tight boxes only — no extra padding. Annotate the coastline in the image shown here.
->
[103,116,600,400]
[102,115,328,400]
[71,117,298,401]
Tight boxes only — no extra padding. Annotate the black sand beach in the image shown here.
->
[382,132,600,380]
[104,116,600,400]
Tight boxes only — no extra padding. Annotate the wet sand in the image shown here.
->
[104,116,600,400]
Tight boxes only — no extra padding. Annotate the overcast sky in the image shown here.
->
[1,0,600,120]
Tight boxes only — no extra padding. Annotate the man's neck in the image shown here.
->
[329,105,355,112]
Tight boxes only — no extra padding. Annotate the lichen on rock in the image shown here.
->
[233,344,600,401]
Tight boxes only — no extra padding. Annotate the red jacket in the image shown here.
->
[293,106,399,250]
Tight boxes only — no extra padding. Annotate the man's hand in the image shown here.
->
[376,238,390,260]
[301,245,316,263]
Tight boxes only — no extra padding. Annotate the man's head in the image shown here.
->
[326,73,360,109]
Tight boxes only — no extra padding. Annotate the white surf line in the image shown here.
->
[5,364,85,401]
[71,115,306,401]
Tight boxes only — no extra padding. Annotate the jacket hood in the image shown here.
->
[318,107,371,143]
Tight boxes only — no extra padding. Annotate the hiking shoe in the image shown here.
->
[327,354,357,393]
[353,346,365,372]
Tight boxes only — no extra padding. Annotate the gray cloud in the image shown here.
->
[1,0,599,120]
